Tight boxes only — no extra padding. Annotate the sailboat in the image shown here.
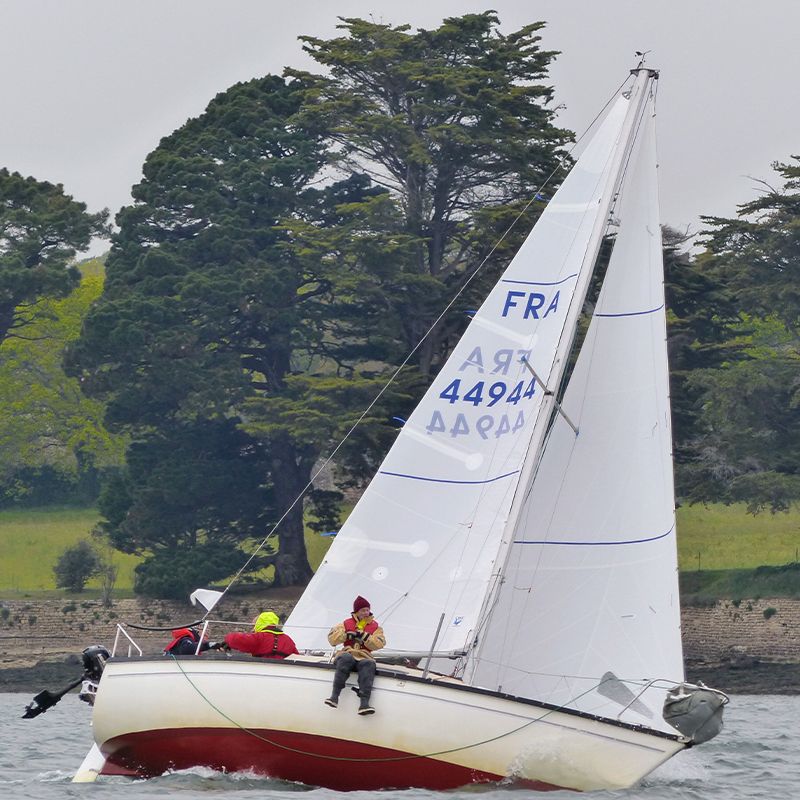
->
[72,67,727,790]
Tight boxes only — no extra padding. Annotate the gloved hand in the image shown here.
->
[208,641,227,651]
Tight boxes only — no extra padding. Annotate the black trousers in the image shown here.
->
[331,652,376,703]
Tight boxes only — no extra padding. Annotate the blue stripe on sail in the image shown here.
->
[501,273,578,287]
[513,526,673,546]
[379,469,520,485]
[595,303,665,318]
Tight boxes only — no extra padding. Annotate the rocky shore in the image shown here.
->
[4,591,800,696]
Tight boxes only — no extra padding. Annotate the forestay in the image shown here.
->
[286,96,632,655]
[468,90,685,733]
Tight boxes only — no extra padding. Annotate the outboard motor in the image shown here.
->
[23,645,112,718]
[78,645,111,706]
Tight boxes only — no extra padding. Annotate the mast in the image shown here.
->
[464,68,659,680]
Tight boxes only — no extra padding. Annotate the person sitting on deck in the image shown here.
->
[220,611,299,659]
[163,627,213,655]
[324,596,386,715]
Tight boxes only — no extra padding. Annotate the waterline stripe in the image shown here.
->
[595,303,664,318]
[514,527,673,546]
[379,469,520,485]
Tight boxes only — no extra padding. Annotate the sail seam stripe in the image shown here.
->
[513,527,673,546]
[501,272,578,286]
[379,469,519,485]
[595,303,664,318]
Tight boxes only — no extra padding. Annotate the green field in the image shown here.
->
[2,503,800,598]
[676,503,800,571]
[0,506,337,597]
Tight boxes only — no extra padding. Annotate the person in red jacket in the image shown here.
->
[163,627,213,655]
[221,611,298,659]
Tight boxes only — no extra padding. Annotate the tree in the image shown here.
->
[0,260,125,504]
[684,159,800,510]
[68,15,574,591]
[53,540,101,593]
[661,228,743,500]
[67,75,394,589]
[290,12,571,374]
[0,169,109,344]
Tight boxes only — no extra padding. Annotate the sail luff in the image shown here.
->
[464,69,658,682]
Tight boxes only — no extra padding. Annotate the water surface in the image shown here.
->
[0,693,791,799]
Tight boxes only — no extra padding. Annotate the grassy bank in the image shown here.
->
[676,503,800,571]
[680,563,800,604]
[0,507,139,596]
[2,503,800,599]
[0,506,336,597]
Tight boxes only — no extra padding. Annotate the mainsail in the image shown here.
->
[287,88,642,656]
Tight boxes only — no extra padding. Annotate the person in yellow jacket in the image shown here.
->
[324,596,386,715]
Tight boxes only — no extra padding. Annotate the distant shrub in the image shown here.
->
[0,606,9,621]
[28,615,37,625]
[763,607,777,620]
[62,602,77,613]
[681,594,718,608]
[53,540,101,593]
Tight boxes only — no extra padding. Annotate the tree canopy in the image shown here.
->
[679,158,800,511]
[0,169,108,344]
[290,12,571,373]
[0,260,124,505]
[67,15,574,593]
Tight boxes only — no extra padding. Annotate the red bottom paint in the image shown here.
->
[99,727,564,791]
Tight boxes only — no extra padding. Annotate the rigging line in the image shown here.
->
[215,72,640,607]
[463,655,682,692]
[168,654,617,764]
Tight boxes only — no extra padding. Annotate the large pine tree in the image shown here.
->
[68,14,574,593]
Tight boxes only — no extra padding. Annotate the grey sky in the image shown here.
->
[3,0,798,255]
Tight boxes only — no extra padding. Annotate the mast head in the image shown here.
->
[631,51,658,79]
[630,66,659,80]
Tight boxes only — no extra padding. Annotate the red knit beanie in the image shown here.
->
[353,595,370,613]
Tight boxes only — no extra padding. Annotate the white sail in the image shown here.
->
[468,92,684,732]
[286,96,632,654]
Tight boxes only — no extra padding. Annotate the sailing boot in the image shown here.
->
[357,696,375,715]
[325,654,352,708]
[356,659,376,715]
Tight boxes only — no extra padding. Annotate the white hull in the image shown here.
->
[90,655,686,791]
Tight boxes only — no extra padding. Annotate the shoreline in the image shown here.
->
[5,591,800,697]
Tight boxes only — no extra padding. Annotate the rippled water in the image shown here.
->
[1,693,794,799]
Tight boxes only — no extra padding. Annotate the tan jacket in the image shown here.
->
[328,614,386,661]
